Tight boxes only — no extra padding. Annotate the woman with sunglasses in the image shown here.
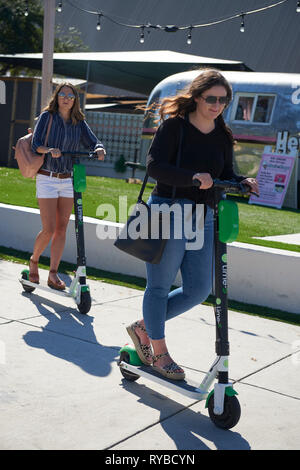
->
[29,82,105,290]
[126,68,258,380]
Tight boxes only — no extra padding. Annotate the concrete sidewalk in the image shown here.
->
[0,259,299,450]
[254,233,300,245]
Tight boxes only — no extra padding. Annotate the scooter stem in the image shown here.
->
[213,189,230,384]
[72,156,87,285]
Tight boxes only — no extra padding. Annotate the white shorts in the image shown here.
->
[36,173,73,199]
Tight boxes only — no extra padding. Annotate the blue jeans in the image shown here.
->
[143,195,214,340]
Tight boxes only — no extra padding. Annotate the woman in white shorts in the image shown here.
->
[29,82,105,290]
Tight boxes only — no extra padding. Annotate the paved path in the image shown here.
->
[254,233,300,245]
[0,260,299,450]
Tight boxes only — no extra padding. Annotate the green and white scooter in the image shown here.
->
[118,179,258,429]
[20,151,97,315]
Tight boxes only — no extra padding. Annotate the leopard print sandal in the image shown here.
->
[126,321,153,365]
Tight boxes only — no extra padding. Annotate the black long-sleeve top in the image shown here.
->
[146,116,245,206]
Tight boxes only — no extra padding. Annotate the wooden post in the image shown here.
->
[7,79,18,166]
[41,0,55,111]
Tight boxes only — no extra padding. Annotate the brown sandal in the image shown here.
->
[29,256,39,284]
[47,270,66,291]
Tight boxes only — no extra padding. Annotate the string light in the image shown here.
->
[187,27,192,45]
[240,14,245,32]
[57,2,63,13]
[139,26,145,44]
[62,0,290,45]
[297,1,300,12]
[96,13,102,31]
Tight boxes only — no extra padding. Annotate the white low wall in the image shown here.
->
[0,203,299,315]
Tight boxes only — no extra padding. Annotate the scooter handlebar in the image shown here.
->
[192,177,258,196]
[60,151,99,159]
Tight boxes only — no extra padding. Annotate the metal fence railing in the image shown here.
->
[86,111,144,165]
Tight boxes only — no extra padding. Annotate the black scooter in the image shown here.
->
[118,179,257,429]
[20,151,98,315]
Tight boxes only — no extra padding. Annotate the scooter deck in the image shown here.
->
[119,361,209,401]
[19,278,71,298]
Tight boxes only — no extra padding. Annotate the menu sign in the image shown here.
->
[249,151,297,208]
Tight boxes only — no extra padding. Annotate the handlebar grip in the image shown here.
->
[240,182,259,197]
[239,182,250,193]
[87,151,98,159]
[192,178,201,187]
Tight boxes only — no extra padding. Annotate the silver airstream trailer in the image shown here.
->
[140,70,300,208]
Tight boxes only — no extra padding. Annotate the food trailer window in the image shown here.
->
[231,93,276,124]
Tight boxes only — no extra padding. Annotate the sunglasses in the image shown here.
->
[200,95,229,105]
[58,91,76,100]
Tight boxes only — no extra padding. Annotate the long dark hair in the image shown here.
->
[44,82,85,125]
[159,68,234,144]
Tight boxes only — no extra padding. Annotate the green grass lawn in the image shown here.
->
[1,167,300,252]
[0,166,151,221]
[1,167,299,324]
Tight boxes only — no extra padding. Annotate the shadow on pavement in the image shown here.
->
[22,292,120,378]
[111,379,251,450]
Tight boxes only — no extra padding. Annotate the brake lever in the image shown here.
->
[241,182,259,198]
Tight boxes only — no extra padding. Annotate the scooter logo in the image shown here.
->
[0,80,5,104]
[222,264,227,292]
[215,299,222,328]
[77,202,83,224]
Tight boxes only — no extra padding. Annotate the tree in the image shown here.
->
[0,0,89,74]
[0,0,43,55]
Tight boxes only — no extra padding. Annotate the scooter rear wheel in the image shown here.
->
[207,394,241,429]
[119,351,140,382]
[77,290,91,315]
[21,270,36,293]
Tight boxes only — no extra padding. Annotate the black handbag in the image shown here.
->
[114,123,184,264]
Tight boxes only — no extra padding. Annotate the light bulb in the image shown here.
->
[96,14,102,31]
[297,1,300,13]
[57,2,62,12]
[240,16,245,33]
[139,27,145,44]
[187,27,192,45]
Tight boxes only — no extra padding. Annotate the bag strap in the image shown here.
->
[171,122,184,199]
[137,120,184,203]
[44,113,53,148]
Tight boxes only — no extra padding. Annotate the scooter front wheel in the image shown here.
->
[207,393,241,430]
[77,290,91,315]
